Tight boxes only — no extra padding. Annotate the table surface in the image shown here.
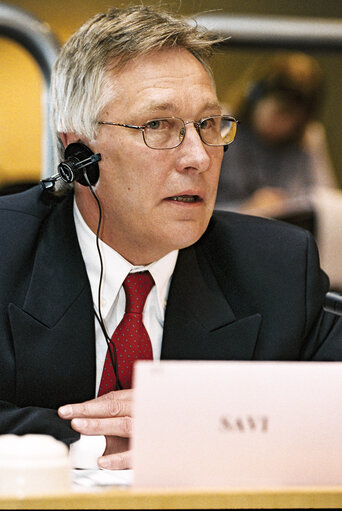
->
[2,485,342,509]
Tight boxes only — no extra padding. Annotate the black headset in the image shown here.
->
[40,141,123,388]
[40,142,101,191]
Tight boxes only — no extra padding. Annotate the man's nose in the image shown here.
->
[175,123,211,174]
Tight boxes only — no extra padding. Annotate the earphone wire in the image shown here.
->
[83,170,122,391]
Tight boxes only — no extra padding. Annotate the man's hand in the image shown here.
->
[58,389,133,469]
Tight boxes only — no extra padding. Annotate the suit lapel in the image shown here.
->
[8,194,96,407]
[161,244,261,360]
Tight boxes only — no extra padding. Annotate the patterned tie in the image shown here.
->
[98,271,155,395]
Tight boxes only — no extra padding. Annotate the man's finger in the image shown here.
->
[104,436,129,456]
[96,389,133,402]
[98,449,133,470]
[58,389,133,419]
[70,416,133,437]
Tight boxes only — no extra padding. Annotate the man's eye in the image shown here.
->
[200,118,214,129]
[146,120,162,130]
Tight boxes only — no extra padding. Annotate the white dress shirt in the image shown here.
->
[69,198,178,467]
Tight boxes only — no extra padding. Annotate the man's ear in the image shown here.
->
[60,132,80,148]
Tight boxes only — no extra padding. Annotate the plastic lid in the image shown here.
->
[0,434,68,460]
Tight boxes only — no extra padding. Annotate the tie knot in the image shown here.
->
[123,271,155,314]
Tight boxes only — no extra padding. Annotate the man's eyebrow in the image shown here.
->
[136,100,222,117]
[136,102,175,116]
[201,101,222,113]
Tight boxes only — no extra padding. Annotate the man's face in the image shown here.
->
[83,48,223,264]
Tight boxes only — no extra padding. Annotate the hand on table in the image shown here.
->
[58,389,133,469]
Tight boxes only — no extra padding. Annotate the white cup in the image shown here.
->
[0,434,72,496]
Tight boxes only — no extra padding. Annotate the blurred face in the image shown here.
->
[251,96,307,145]
[75,48,223,264]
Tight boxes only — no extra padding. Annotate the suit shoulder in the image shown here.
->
[211,209,311,241]
[0,186,72,250]
[0,186,73,276]
[0,185,61,222]
[202,210,313,259]
[197,210,324,304]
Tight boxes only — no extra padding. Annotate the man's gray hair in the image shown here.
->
[50,5,222,162]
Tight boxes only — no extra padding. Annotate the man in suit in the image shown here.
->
[1,5,342,470]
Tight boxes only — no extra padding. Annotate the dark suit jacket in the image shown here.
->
[1,186,342,446]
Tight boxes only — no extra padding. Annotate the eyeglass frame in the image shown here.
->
[97,115,239,150]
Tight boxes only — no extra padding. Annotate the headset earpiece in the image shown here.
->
[40,143,101,191]
[58,142,100,186]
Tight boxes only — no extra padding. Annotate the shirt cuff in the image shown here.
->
[69,435,106,469]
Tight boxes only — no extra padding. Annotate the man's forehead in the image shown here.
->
[105,48,220,116]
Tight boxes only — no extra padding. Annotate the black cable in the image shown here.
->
[82,170,122,391]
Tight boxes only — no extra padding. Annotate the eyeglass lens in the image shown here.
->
[143,116,237,149]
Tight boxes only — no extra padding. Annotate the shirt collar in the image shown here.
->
[73,198,178,317]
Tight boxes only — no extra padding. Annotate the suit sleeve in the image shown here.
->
[0,400,80,447]
[300,230,342,360]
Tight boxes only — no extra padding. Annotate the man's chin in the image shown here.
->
[167,222,210,251]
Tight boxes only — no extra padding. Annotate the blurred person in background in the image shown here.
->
[216,52,338,218]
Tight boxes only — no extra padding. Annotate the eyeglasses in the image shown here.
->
[98,115,238,150]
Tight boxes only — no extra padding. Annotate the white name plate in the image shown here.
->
[132,360,342,488]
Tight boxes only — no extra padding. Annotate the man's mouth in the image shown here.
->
[166,195,201,203]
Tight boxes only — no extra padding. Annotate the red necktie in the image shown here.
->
[98,271,155,395]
